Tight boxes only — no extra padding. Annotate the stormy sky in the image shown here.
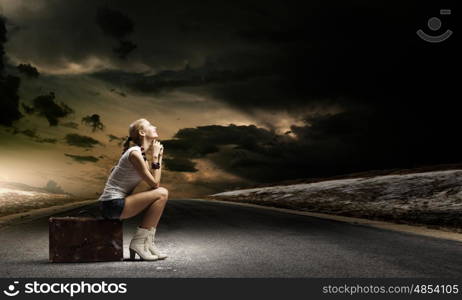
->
[0,0,458,198]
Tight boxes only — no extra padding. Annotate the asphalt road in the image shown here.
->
[0,199,461,278]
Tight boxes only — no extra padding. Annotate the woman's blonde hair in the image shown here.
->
[122,118,149,154]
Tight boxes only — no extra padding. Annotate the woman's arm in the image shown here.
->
[128,151,159,189]
[151,151,163,185]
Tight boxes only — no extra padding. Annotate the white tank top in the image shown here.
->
[98,145,144,201]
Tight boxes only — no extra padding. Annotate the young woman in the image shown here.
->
[98,118,169,261]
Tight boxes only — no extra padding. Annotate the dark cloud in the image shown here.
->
[92,60,269,96]
[64,153,99,163]
[0,75,23,126]
[17,63,39,78]
[87,90,101,97]
[81,114,104,132]
[29,92,74,126]
[88,2,455,123]
[65,133,102,148]
[108,134,125,145]
[109,88,126,97]
[43,180,65,194]
[61,121,79,129]
[0,75,22,127]
[0,15,6,73]
[162,124,289,180]
[3,0,293,74]
[162,107,461,183]
[113,40,137,60]
[36,137,57,144]
[14,128,37,138]
[21,103,34,114]
[163,157,198,172]
[108,134,121,141]
[0,16,22,127]
[95,6,134,39]
[96,6,137,59]
[10,127,57,144]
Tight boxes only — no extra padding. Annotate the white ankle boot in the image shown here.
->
[148,227,168,260]
[129,227,159,261]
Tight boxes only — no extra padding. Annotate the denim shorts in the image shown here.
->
[100,198,125,220]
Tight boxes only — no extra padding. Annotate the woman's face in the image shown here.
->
[141,121,158,140]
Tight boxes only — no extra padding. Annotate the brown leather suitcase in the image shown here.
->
[49,217,123,263]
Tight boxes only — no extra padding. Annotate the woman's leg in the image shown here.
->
[119,187,169,229]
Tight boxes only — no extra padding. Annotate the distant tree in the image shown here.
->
[17,63,40,78]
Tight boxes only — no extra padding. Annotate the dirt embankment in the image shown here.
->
[207,169,462,233]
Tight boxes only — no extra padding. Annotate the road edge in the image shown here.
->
[0,199,98,230]
[194,198,462,243]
